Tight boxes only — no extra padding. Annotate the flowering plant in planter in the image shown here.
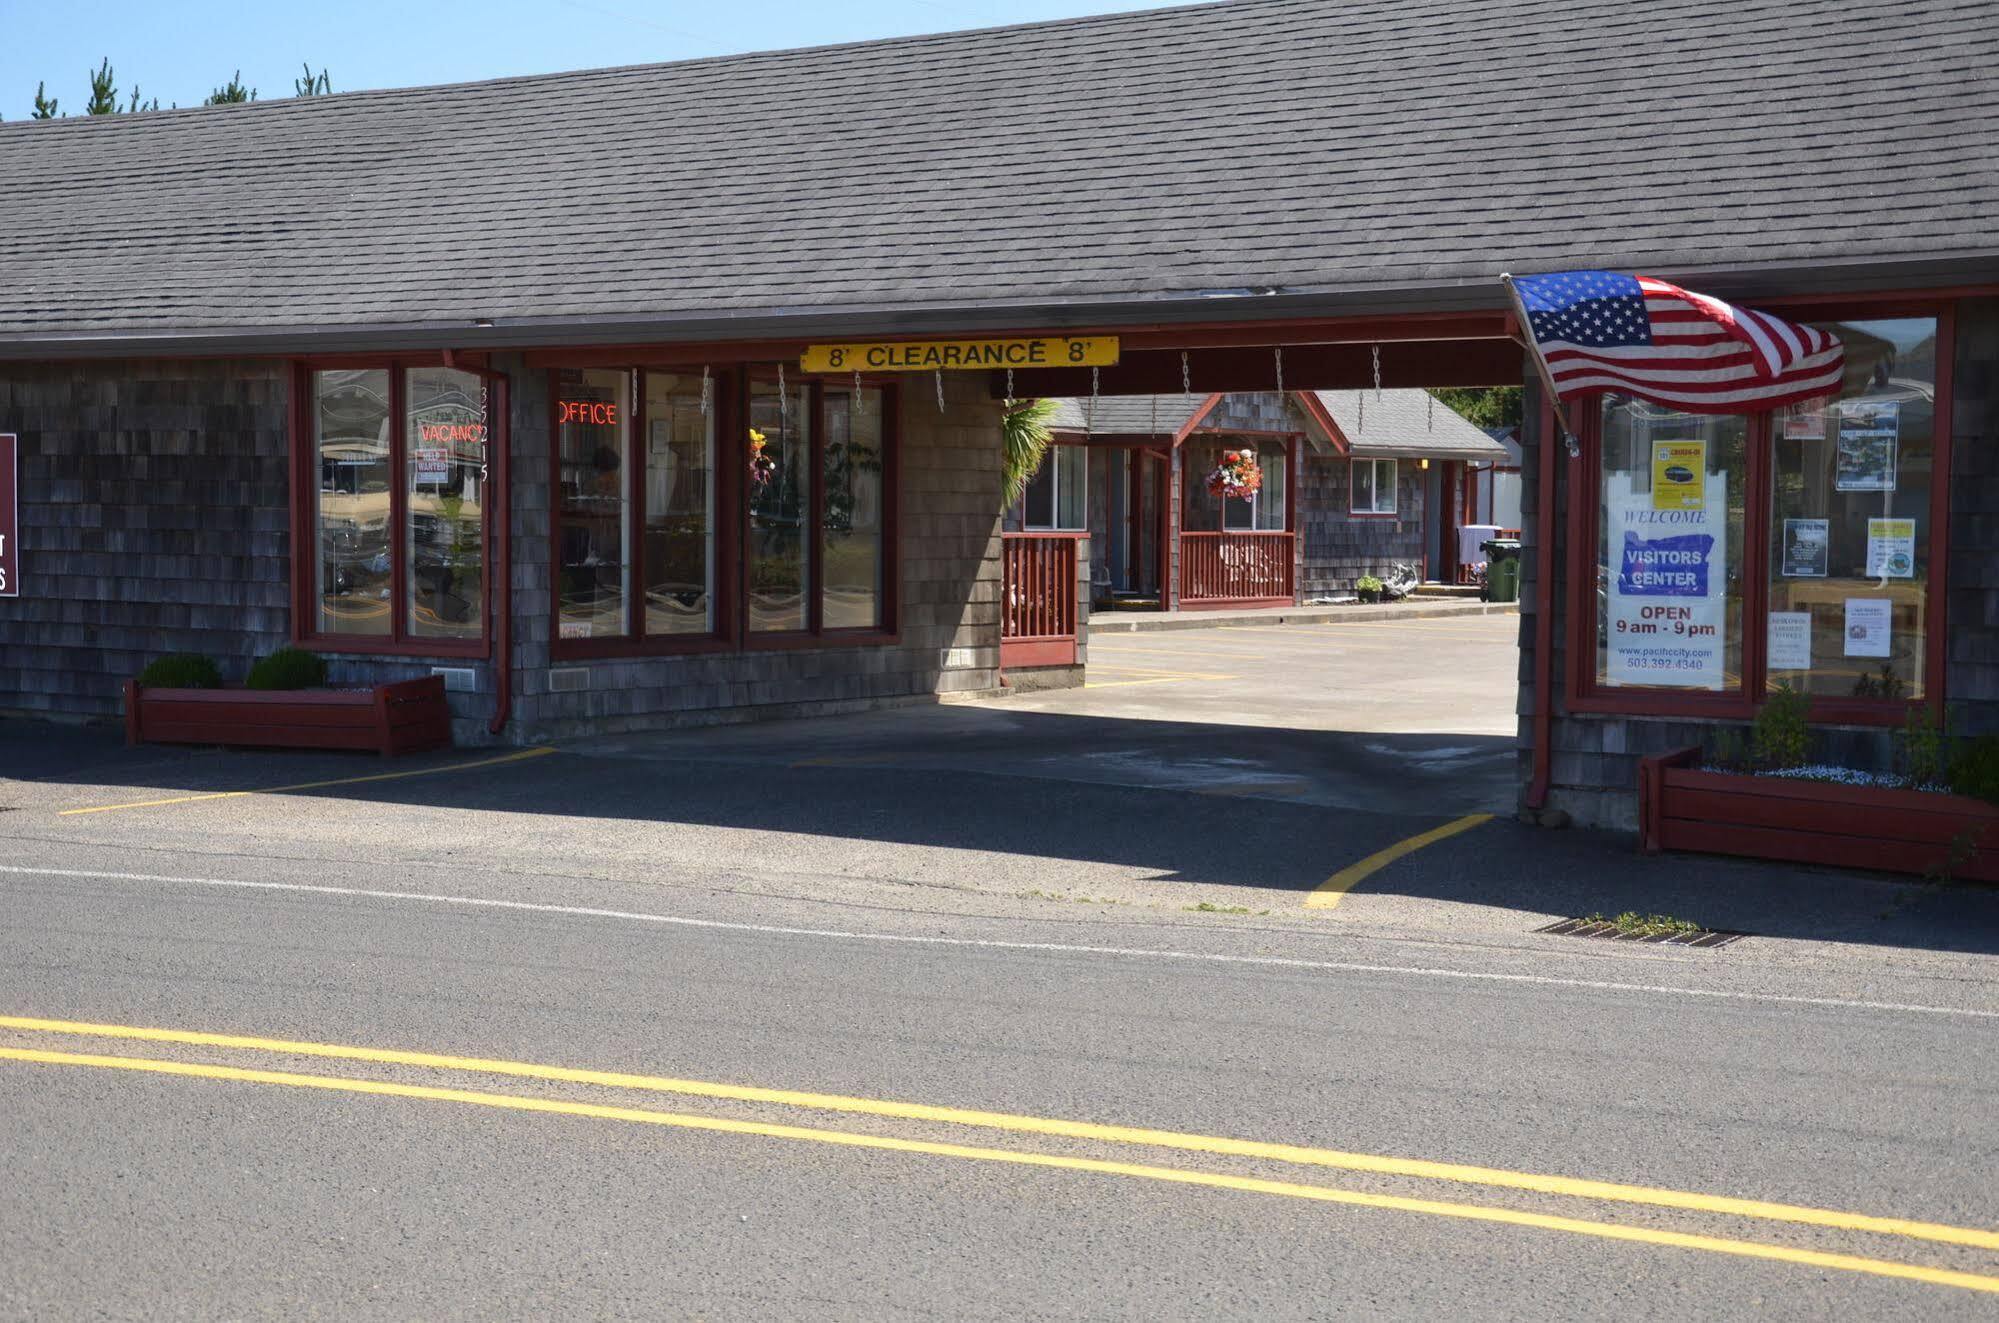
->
[749,428,777,490]
[1205,448,1262,500]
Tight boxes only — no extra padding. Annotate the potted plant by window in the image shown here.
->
[1355,574,1384,604]
[125,648,453,756]
[1639,690,1999,882]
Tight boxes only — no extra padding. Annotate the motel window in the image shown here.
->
[550,367,896,652]
[308,366,489,651]
[1574,307,1947,720]
[1021,444,1087,531]
[1228,441,1286,532]
[1351,458,1397,515]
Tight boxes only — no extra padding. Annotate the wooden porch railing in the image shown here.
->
[1180,531,1294,604]
[1001,532,1081,667]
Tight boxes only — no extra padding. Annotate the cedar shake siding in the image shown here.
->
[1299,457,1427,598]
[0,361,1004,743]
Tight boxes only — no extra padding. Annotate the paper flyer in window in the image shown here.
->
[1606,473,1727,690]
[1780,518,1829,577]
[1834,399,1899,492]
[1767,611,1813,672]
[1843,598,1893,658]
[1649,439,1706,512]
[1865,518,1916,578]
[1782,404,1829,441]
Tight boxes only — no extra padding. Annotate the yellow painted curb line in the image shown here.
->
[1,1045,1994,1297]
[59,746,559,816]
[1307,812,1495,910]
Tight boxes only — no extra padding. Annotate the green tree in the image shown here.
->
[1430,386,1523,432]
[294,64,332,96]
[30,81,58,118]
[206,71,255,105]
[84,58,118,115]
[1001,398,1060,510]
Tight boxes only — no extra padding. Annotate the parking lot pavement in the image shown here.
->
[4,613,1997,972]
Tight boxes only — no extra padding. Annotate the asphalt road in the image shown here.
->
[2,617,1997,1318]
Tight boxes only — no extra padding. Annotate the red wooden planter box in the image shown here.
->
[1639,745,1999,882]
[124,676,453,757]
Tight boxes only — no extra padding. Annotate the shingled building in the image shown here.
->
[2,0,1996,836]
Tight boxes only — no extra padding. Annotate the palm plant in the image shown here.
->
[1001,397,1060,510]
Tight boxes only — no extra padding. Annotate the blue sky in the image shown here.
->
[2,0,1201,120]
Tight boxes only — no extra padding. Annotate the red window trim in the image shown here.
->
[290,359,494,659]
[548,366,900,659]
[1562,300,1955,727]
[1349,456,1399,517]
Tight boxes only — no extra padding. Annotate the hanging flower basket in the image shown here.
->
[749,428,777,490]
[1206,449,1263,500]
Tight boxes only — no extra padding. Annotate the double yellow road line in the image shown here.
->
[1,1015,1994,1296]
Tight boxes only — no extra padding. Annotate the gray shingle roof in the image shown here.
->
[4,0,1996,351]
[1312,390,1510,459]
[1047,394,1205,437]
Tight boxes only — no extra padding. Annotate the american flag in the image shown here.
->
[1509,270,1844,413]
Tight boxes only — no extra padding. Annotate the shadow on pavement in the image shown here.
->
[6,709,1997,958]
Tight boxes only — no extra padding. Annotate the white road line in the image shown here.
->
[2,863,1993,1022]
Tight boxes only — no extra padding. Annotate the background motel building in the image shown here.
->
[1,0,1996,833]
[1012,388,1512,634]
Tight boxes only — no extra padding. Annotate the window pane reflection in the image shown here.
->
[824,388,885,629]
[749,378,811,632]
[556,368,630,639]
[1768,316,1937,700]
[405,367,486,640]
[314,369,392,635]
[643,372,715,636]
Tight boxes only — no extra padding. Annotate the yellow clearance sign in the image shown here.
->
[1651,440,1707,512]
[800,336,1119,374]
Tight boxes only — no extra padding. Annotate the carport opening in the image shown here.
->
[994,329,1528,817]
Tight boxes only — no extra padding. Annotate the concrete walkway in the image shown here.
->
[1087,598,1519,633]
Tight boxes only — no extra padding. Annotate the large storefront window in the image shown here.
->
[309,365,489,650]
[748,376,812,633]
[314,369,392,636]
[1767,317,1937,701]
[823,386,887,630]
[548,366,897,652]
[643,371,716,636]
[406,368,488,641]
[555,368,631,640]
[1595,400,1747,693]
[1577,308,1947,718]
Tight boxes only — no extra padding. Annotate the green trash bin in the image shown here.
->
[1482,538,1522,603]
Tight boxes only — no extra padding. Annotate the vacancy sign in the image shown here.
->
[0,434,16,598]
[801,336,1119,374]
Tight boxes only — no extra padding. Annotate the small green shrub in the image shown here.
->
[136,653,223,689]
[1355,575,1383,592]
[1751,684,1810,769]
[1707,726,1748,771]
[1899,704,1950,789]
[1949,735,1999,806]
[245,647,328,691]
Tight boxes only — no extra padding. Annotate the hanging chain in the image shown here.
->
[1371,343,1383,400]
[1150,392,1159,440]
[935,368,945,414]
[699,365,711,417]
[1004,367,1016,410]
[778,362,789,434]
[854,368,864,415]
[1181,350,1192,410]
[1427,389,1434,432]
[1357,388,1364,432]
[1274,345,1284,395]
[1087,365,1101,434]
